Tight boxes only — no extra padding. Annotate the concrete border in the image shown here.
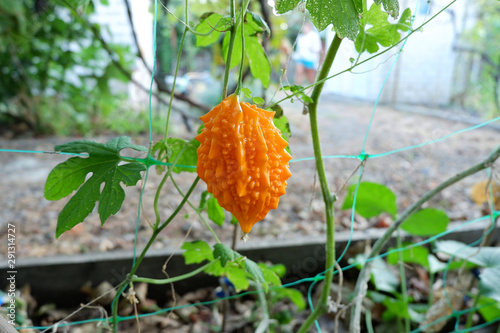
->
[0,220,498,306]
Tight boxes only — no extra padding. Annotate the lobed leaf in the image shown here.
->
[307,0,362,39]
[44,137,147,237]
[195,13,232,47]
[355,5,411,54]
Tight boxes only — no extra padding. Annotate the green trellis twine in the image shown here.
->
[4,0,500,331]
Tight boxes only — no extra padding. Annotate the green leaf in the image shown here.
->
[401,208,449,236]
[226,265,250,291]
[242,87,253,99]
[268,104,284,118]
[195,13,227,47]
[213,243,241,267]
[182,240,214,264]
[387,244,429,270]
[198,191,210,211]
[436,241,500,302]
[258,264,282,286]
[274,0,302,14]
[273,116,291,142]
[252,96,265,105]
[477,296,500,322]
[382,296,410,321]
[271,288,306,310]
[355,5,411,54]
[273,115,292,154]
[266,263,287,278]
[204,259,224,276]
[374,0,400,18]
[307,0,362,40]
[165,138,199,173]
[342,182,397,218]
[208,196,225,226]
[44,137,147,237]
[246,11,270,35]
[246,35,271,88]
[245,258,267,291]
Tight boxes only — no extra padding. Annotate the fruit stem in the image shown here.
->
[222,0,237,99]
[235,0,251,97]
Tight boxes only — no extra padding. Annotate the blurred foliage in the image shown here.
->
[155,0,290,95]
[0,0,134,136]
[462,0,500,117]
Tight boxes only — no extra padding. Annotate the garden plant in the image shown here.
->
[2,0,500,332]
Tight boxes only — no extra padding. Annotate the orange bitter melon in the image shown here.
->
[196,94,292,234]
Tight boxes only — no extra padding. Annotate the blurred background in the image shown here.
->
[0,0,499,138]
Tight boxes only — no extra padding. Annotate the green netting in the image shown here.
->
[2,0,499,331]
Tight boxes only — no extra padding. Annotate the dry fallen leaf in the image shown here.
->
[470,180,500,209]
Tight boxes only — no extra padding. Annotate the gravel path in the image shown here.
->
[1,95,499,259]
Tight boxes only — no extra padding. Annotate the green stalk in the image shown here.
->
[234,0,251,96]
[396,230,411,332]
[465,291,481,329]
[428,271,435,307]
[222,0,237,99]
[111,177,200,331]
[297,34,343,333]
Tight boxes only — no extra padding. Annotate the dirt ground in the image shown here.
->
[1,95,499,259]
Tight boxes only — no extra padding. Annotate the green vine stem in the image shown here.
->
[169,174,222,243]
[111,176,200,332]
[297,33,343,333]
[396,230,410,332]
[132,260,217,284]
[234,0,251,96]
[349,144,500,333]
[153,145,187,228]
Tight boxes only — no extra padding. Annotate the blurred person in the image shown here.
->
[293,22,322,84]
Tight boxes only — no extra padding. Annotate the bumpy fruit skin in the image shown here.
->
[196,94,292,234]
